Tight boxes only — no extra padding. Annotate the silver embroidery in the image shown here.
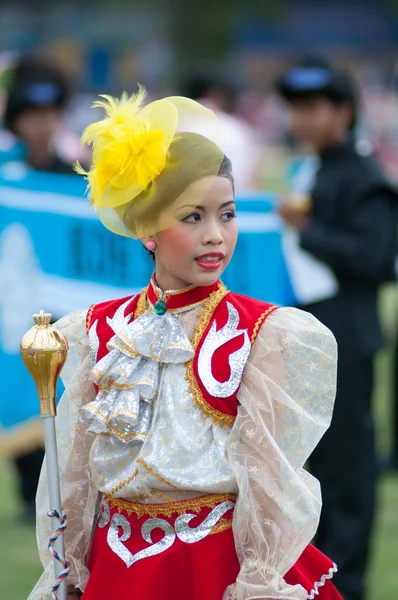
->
[106,297,136,335]
[152,280,196,297]
[198,302,251,398]
[307,563,338,599]
[82,310,194,444]
[103,502,234,565]
[88,319,99,369]
[135,518,176,562]
[106,514,176,567]
[98,498,110,528]
[107,513,134,567]
[175,501,235,543]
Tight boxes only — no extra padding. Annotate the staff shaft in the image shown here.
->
[44,417,67,600]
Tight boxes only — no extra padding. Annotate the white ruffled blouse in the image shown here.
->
[29,292,337,600]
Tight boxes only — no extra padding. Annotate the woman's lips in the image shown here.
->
[195,252,224,270]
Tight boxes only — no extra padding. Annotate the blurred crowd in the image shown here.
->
[3,51,398,189]
[0,48,398,600]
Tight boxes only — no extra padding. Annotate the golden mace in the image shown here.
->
[20,310,69,600]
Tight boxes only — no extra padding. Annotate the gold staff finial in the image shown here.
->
[20,310,68,417]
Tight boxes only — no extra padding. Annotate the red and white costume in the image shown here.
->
[30,278,341,600]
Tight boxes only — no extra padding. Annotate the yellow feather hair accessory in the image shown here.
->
[75,86,178,209]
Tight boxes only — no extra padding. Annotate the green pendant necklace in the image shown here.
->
[154,297,167,315]
[153,278,167,315]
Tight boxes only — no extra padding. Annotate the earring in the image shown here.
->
[146,240,157,252]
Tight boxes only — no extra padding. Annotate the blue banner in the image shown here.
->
[0,161,295,449]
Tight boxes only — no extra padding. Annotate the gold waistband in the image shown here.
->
[104,492,237,519]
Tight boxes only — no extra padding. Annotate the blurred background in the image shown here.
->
[0,1,398,599]
[2,0,398,182]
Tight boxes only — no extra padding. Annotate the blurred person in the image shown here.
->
[388,330,398,470]
[3,55,76,174]
[182,74,263,193]
[1,56,77,523]
[379,308,398,472]
[276,59,398,600]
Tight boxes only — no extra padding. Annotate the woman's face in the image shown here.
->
[148,176,237,290]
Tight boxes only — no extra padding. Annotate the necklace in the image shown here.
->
[152,275,196,316]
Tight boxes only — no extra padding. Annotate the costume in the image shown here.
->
[30,87,341,599]
[30,276,340,600]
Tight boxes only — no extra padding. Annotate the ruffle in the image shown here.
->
[81,311,194,443]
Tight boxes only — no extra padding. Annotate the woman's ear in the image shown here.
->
[140,237,157,252]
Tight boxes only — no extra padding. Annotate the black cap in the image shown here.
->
[276,59,357,106]
[4,56,70,132]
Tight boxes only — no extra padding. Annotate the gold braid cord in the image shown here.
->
[135,287,148,319]
[210,517,233,535]
[137,458,180,490]
[105,492,237,519]
[251,305,279,344]
[86,303,96,334]
[109,468,139,497]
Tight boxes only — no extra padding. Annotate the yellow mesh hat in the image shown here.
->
[76,86,225,238]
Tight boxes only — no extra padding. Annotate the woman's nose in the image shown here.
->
[202,221,223,245]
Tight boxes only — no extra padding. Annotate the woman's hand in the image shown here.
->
[67,585,82,598]
[278,201,311,230]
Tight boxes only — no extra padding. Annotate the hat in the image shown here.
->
[276,60,357,106]
[76,86,226,239]
[4,56,69,131]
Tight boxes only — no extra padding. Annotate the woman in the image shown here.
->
[30,88,341,600]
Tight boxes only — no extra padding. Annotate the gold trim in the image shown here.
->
[152,489,176,503]
[109,409,139,419]
[116,330,193,363]
[251,305,278,344]
[110,339,139,358]
[190,283,228,350]
[105,492,237,519]
[108,427,147,442]
[209,517,233,535]
[137,457,179,490]
[135,288,148,319]
[86,303,96,334]
[86,404,107,424]
[98,379,155,393]
[185,283,234,428]
[86,405,147,441]
[109,467,139,496]
[91,367,103,381]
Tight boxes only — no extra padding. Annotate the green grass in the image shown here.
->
[0,458,42,598]
[1,287,397,599]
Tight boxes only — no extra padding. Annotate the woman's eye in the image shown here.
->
[221,210,236,222]
[182,212,201,223]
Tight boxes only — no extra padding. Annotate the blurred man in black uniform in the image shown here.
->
[2,56,75,522]
[277,60,398,600]
[4,56,74,174]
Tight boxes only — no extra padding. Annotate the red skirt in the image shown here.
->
[83,494,342,600]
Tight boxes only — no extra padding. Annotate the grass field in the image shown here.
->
[1,288,397,599]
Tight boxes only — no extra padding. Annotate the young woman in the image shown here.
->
[30,89,342,600]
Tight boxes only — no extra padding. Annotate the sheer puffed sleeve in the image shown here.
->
[224,307,337,600]
[29,311,98,600]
